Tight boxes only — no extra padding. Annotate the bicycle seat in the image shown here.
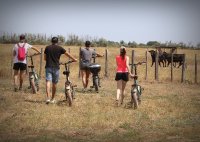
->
[28,65,34,68]
[88,63,101,74]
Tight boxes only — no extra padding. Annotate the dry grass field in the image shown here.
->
[0,44,200,142]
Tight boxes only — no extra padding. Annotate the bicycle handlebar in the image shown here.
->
[129,61,146,66]
[59,60,75,65]
[26,52,41,58]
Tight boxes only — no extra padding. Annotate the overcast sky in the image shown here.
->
[0,0,200,45]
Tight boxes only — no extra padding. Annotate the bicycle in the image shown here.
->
[88,55,101,93]
[59,60,76,107]
[27,53,41,94]
[129,61,146,109]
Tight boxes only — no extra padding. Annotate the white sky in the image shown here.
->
[0,0,200,45]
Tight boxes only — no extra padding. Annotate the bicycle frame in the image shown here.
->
[89,55,101,92]
[130,61,146,109]
[27,53,41,94]
[60,61,75,106]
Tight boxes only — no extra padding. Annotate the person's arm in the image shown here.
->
[96,53,104,57]
[13,45,16,56]
[31,47,41,54]
[116,56,118,67]
[64,52,77,62]
[126,56,134,77]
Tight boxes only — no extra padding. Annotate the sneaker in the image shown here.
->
[46,99,50,104]
[50,99,56,104]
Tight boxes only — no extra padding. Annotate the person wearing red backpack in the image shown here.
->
[13,34,41,92]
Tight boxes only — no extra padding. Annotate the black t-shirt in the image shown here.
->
[44,45,66,69]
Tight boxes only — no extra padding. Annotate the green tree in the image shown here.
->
[147,41,160,46]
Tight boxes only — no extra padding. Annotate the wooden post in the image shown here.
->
[26,56,28,75]
[105,49,108,78]
[93,49,96,63]
[145,50,148,80]
[195,54,197,84]
[155,49,159,81]
[171,53,174,82]
[68,48,70,70]
[131,50,134,74]
[181,54,186,83]
[78,47,81,78]
[39,48,43,79]
[11,48,13,79]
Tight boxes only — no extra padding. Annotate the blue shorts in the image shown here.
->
[45,67,59,84]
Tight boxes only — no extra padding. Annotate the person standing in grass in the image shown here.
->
[115,46,133,106]
[44,37,77,104]
[80,40,104,91]
[13,34,41,92]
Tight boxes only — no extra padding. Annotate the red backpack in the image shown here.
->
[17,43,26,61]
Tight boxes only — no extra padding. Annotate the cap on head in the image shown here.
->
[85,40,91,47]
[19,34,25,40]
[51,37,58,44]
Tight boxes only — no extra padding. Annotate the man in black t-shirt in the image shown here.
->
[44,37,77,104]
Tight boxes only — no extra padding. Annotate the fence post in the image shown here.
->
[181,54,186,83]
[171,53,174,82]
[145,50,148,80]
[11,48,13,79]
[68,48,70,70]
[26,56,28,75]
[195,54,197,84]
[105,48,108,78]
[39,48,43,79]
[155,49,159,81]
[131,50,134,74]
[78,47,81,78]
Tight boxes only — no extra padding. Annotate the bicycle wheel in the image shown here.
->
[66,89,72,107]
[35,74,39,91]
[93,77,99,92]
[137,85,142,104]
[131,88,138,109]
[71,86,75,99]
[30,78,37,94]
[36,85,39,92]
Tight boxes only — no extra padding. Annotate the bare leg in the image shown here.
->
[19,70,25,89]
[81,70,87,89]
[46,80,51,100]
[13,70,19,91]
[121,80,127,104]
[116,80,122,101]
[51,83,56,100]
[85,70,90,88]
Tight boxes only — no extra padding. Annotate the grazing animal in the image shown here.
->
[148,50,167,67]
[165,53,184,68]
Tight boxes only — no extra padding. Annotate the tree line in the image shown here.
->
[0,33,199,49]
